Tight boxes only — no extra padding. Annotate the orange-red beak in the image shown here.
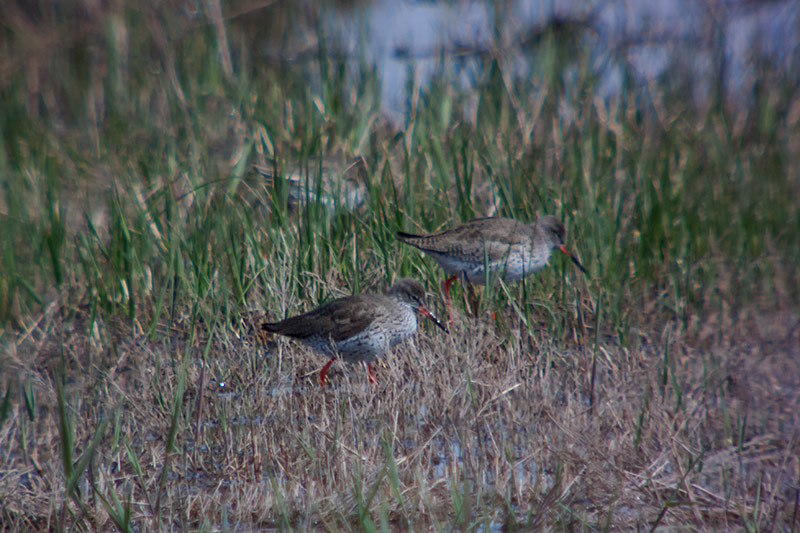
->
[558,244,587,274]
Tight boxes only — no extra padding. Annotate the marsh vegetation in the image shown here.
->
[1,1,798,530]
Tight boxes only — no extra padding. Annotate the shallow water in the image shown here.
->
[264,0,800,117]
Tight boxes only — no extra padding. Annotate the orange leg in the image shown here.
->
[319,357,335,387]
[442,275,457,303]
[442,275,457,320]
[367,363,377,384]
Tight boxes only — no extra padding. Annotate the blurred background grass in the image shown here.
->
[1,0,796,334]
[1,0,798,530]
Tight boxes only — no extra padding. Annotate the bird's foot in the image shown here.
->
[319,358,335,388]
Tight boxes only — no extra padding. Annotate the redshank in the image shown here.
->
[261,278,446,386]
[254,155,368,214]
[397,215,587,309]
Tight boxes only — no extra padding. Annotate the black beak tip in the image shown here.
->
[431,314,449,333]
[571,255,588,275]
[420,307,449,333]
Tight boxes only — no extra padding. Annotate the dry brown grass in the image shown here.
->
[2,286,798,530]
[2,2,799,530]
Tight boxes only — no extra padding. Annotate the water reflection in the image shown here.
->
[263,0,799,117]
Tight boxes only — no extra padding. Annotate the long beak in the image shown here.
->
[558,244,588,275]
[417,305,449,332]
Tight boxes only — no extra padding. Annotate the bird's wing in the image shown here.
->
[398,218,532,258]
[262,295,378,341]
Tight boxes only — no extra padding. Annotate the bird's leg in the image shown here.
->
[319,358,335,388]
[442,275,458,321]
[367,363,377,384]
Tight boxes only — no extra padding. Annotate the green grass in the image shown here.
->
[1,1,799,530]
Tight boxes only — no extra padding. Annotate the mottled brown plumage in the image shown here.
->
[262,278,446,386]
[397,215,586,307]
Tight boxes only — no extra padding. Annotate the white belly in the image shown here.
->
[302,305,418,363]
[432,245,552,285]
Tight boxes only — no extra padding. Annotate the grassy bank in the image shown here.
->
[1,1,798,530]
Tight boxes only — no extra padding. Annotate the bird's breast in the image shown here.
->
[384,306,418,347]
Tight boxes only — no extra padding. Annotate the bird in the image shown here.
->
[254,155,368,215]
[261,278,446,386]
[397,215,587,311]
